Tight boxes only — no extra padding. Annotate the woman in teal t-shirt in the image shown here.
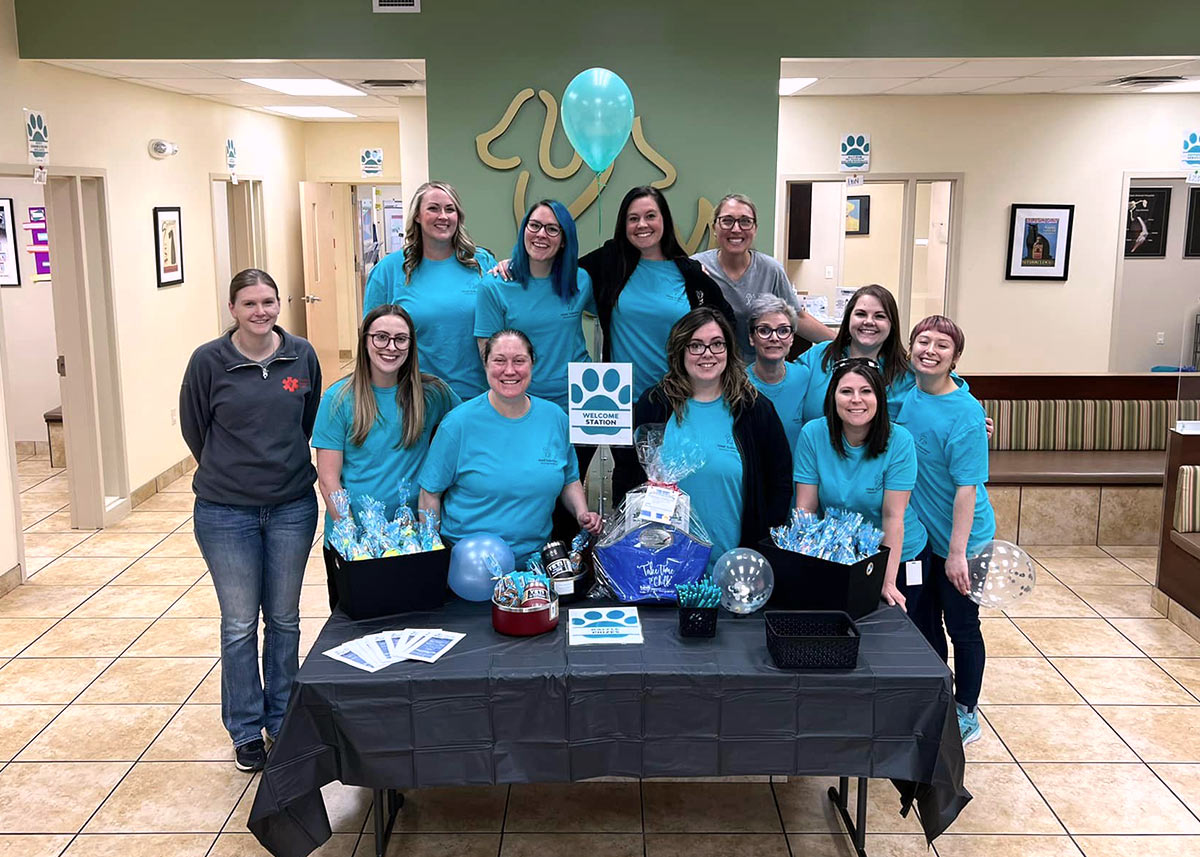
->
[744,294,811,450]
[792,360,927,611]
[418,330,603,566]
[362,181,496,400]
[795,284,914,424]
[313,304,460,609]
[894,315,996,748]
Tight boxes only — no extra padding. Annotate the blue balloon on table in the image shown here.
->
[448,534,514,601]
[561,67,635,173]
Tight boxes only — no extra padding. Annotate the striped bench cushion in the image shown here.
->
[1175,466,1200,533]
[983,400,1200,452]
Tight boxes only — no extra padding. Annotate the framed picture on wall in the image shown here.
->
[845,195,870,235]
[154,206,184,288]
[1125,187,1171,258]
[0,198,20,287]
[1005,203,1074,281]
[1186,187,1200,259]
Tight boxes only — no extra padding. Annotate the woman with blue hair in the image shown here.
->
[474,199,594,410]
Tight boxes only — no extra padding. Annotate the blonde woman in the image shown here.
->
[363,181,497,399]
[313,304,460,607]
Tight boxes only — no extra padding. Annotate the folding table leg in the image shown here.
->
[826,777,868,857]
[373,789,403,857]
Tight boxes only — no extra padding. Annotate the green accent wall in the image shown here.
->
[17,0,1200,253]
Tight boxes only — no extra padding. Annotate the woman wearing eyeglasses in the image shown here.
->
[692,193,833,360]
[313,304,460,608]
[475,200,593,411]
[628,307,792,567]
[744,294,811,450]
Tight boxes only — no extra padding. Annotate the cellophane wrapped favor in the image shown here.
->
[592,424,713,603]
[328,480,445,562]
[770,507,884,564]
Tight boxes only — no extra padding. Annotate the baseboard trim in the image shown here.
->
[0,563,22,598]
[131,453,196,508]
[1154,586,1200,644]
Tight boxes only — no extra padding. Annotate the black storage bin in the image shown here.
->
[764,610,860,669]
[759,539,888,620]
[678,606,718,638]
[329,548,450,621]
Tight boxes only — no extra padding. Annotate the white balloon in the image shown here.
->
[713,548,775,614]
[967,540,1037,609]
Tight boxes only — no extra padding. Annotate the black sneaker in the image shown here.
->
[235,739,266,772]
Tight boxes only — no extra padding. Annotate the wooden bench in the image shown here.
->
[43,406,64,469]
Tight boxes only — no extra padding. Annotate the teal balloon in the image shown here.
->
[561,68,635,173]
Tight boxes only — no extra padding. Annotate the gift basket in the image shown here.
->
[760,508,889,620]
[592,425,713,604]
[326,481,450,620]
[491,567,560,636]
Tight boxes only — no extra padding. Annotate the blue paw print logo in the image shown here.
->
[26,113,47,145]
[1184,132,1200,165]
[361,148,382,174]
[571,608,641,638]
[841,134,870,157]
[570,367,630,437]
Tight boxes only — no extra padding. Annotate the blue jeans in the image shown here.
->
[194,492,317,747]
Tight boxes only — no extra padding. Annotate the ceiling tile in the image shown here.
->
[184,60,317,78]
[799,77,916,95]
[827,59,965,78]
[1034,58,1195,77]
[934,59,1057,77]
[64,60,216,78]
[1139,59,1200,76]
[141,78,267,94]
[297,60,425,80]
[970,76,1112,94]
[38,59,122,77]
[886,76,1014,94]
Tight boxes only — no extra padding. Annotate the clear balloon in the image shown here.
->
[713,548,774,614]
[449,534,514,602]
[967,540,1037,609]
[561,68,635,173]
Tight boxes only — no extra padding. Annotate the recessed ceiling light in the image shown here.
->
[780,77,819,96]
[264,105,358,118]
[1145,79,1200,93]
[244,78,366,96]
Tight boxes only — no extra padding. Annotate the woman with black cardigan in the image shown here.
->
[622,307,792,561]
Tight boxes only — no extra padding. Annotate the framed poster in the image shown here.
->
[1125,187,1171,258]
[153,206,184,288]
[845,195,871,235]
[1005,204,1074,281]
[0,198,20,287]
[1186,187,1200,259]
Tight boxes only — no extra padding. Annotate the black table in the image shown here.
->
[248,601,970,857]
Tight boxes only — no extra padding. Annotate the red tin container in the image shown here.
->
[492,591,560,636]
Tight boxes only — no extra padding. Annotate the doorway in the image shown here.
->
[210,175,267,333]
[0,165,130,581]
[778,173,962,335]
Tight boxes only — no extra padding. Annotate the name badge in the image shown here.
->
[905,560,923,587]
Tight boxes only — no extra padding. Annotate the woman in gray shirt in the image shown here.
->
[692,193,833,359]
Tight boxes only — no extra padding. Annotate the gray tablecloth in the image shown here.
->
[249,601,970,856]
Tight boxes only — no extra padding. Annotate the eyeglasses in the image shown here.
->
[753,324,794,340]
[716,215,756,230]
[526,220,562,238]
[369,332,411,350]
[832,357,878,370]
[686,340,727,356]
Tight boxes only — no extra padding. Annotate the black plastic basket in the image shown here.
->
[328,546,450,621]
[678,606,718,638]
[764,610,860,669]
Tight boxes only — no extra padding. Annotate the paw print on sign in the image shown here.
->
[1184,132,1200,164]
[26,113,47,145]
[570,367,630,437]
[841,134,870,157]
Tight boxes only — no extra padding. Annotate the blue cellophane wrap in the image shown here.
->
[591,424,712,603]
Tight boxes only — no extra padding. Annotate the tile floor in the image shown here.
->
[1,450,1199,856]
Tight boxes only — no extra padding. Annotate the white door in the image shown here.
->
[299,182,341,389]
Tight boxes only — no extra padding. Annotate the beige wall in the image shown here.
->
[0,178,57,442]
[843,182,905,294]
[777,93,1200,372]
[0,0,307,513]
[304,122,402,183]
